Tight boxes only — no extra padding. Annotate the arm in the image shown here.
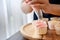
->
[21,0,60,16]
[25,0,60,16]
[48,4,60,16]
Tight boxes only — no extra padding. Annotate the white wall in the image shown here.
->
[27,11,33,23]
[0,0,6,40]
[0,0,32,39]
[6,0,27,38]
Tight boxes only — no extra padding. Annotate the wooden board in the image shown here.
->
[20,23,60,40]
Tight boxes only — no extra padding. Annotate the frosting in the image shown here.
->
[35,20,47,28]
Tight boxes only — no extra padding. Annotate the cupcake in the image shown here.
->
[55,22,60,35]
[32,20,47,35]
[48,21,57,30]
[50,17,60,21]
[42,18,48,23]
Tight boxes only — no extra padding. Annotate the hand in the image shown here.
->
[25,0,52,13]
[21,0,33,13]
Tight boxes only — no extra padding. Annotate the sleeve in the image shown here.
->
[49,0,60,4]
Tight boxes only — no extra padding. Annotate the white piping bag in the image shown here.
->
[34,9,43,20]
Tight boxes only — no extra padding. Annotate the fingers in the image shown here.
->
[25,0,39,4]
[30,4,41,9]
[30,4,45,8]
[25,0,48,6]
[30,4,46,11]
[25,0,32,3]
[24,0,49,11]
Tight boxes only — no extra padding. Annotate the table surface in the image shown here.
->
[42,30,60,40]
[7,30,60,40]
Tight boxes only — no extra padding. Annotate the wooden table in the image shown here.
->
[42,30,60,40]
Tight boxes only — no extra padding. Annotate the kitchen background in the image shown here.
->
[0,0,33,40]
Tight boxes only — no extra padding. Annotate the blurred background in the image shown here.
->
[0,0,33,40]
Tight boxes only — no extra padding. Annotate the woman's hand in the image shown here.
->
[21,0,33,14]
[21,0,60,16]
[25,0,52,13]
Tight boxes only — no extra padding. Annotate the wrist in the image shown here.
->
[42,3,53,14]
[48,4,53,13]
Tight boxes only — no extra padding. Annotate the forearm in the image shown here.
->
[21,1,33,14]
[49,4,60,16]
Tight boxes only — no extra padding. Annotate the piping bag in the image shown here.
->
[25,0,43,20]
[31,5,43,20]
[33,7,43,19]
[34,9,43,20]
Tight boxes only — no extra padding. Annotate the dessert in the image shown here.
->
[42,18,48,23]
[48,21,57,30]
[50,17,60,21]
[48,17,60,30]
[32,20,47,35]
[55,22,60,35]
